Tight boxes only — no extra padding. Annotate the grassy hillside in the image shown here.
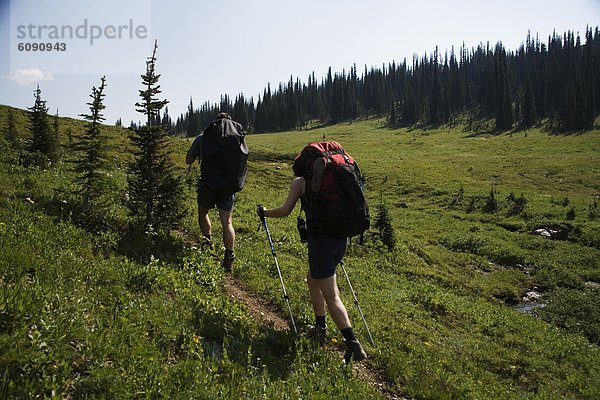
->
[1,105,599,399]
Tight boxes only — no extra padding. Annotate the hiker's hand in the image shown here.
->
[257,205,266,220]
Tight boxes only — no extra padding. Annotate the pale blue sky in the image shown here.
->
[1,0,599,127]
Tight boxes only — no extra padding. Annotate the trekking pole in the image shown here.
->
[340,259,375,347]
[257,205,298,334]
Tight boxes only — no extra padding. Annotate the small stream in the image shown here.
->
[513,290,546,315]
[514,282,599,315]
[513,301,546,314]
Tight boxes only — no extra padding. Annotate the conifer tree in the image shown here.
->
[127,41,185,234]
[27,85,59,167]
[494,44,513,130]
[388,100,397,125]
[484,185,498,213]
[161,106,173,134]
[73,76,108,210]
[65,128,74,146]
[374,194,396,252]
[186,97,198,136]
[233,94,250,130]
[52,109,60,158]
[521,79,536,128]
[429,47,442,125]
[401,79,418,126]
[5,108,20,150]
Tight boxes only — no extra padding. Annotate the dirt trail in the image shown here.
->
[223,276,289,331]
[222,275,406,400]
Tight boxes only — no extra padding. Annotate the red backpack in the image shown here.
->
[292,141,370,238]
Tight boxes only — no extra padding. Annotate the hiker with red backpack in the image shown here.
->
[257,141,370,363]
[186,112,249,272]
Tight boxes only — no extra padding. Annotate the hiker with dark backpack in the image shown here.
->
[186,112,249,272]
[257,141,369,363]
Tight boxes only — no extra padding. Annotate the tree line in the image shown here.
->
[172,27,599,134]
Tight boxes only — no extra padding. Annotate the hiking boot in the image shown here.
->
[221,253,235,273]
[344,339,367,363]
[309,324,327,346]
[200,236,214,252]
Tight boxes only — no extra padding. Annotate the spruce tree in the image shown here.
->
[374,194,396,252]
[52,109,61,159]
[521,79,536,128]
[161,106,173,134]
[65,128,74,146]
[494,44,513,130]
[388,100,397,125]
[127,41,185,234]
[484,185,498,213]
[429,47,442,125]
[401,83,417,126]
[5,108,20,150]
[27,85,59,167]
[73,76,108,210]
[186,97,198,137]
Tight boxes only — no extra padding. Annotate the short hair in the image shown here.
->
[216,112,231,120]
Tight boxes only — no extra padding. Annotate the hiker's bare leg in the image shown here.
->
[316,275,351,330]
[218,208,235,251]
[198,208,211,238]
[307,272,326,316]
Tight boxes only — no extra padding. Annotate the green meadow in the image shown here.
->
[1,105,599,399]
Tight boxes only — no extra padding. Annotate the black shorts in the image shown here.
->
[197,182,235,212]
[307,234,347,279]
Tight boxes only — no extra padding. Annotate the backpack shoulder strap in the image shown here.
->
[310,157,327,193]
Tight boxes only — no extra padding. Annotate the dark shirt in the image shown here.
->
[187,135,203,161]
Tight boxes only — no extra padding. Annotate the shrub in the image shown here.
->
[534,263,583,290]
[448,187,465,209]
[374,199,396,251]
[507,192,527,216]
[588,200,598,221]
[483,185,498,213]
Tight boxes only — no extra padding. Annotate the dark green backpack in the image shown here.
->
[201,118,249,196]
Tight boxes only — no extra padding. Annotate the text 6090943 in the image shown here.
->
[17,42,67,51]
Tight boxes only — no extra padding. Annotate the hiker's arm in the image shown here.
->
[186,136,202,165]
[263,178,304,218]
